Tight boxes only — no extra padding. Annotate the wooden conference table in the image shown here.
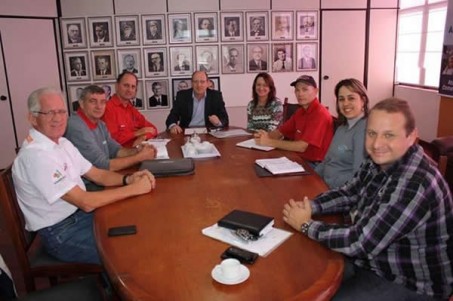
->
[94,129,344,301]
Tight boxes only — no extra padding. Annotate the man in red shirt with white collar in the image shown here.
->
[102,71,158,147]
[254,75,333,166]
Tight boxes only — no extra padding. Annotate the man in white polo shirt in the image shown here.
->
[12,87,156,265]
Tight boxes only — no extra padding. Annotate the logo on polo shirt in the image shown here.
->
[52,169,65,184]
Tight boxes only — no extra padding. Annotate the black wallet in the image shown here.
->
[221,246,258,264]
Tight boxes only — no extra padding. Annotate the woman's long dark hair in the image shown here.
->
[251,72,276,108]
[334,78,369,126]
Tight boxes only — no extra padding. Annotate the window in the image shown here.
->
[395,0,447,88]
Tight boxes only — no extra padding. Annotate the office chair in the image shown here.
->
[0,165,103,293]
[417,139,448,176]
[282,97,300,122]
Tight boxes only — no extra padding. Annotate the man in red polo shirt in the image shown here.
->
[102,71,158,147]
[254,75,333,166]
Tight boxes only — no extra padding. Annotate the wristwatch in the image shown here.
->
[300,220,312,235]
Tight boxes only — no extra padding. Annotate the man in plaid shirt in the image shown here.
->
[283,98,453,300]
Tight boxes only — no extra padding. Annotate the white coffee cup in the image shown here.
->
[220,258,241,279]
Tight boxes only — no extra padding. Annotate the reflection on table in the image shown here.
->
[94,129,344,301]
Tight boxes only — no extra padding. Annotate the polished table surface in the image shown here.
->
[94,130,344,301]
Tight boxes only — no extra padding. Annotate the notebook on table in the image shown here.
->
[217,209,274,237]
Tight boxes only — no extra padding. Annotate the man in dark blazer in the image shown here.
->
[148,82,168,107]
[166,71,229,133]
[248,45,267,71]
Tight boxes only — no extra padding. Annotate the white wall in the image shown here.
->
[394,85,440,142]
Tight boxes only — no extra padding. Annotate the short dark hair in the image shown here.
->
[370,97,416,136]
[191,70,208,81]
[80,85,105,102]
[116,71,138,84]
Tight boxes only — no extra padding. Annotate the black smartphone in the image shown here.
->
[221,246,258,264]
[107,225,137,237]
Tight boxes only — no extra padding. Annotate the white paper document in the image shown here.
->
[202,223,293,257]
[236,138,275,152]
[255,157,305,174]
[144,139,171,159]
[210,129,252,139]
[184,128,208,135]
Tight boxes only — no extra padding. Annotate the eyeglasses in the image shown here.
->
[33,110,68,118]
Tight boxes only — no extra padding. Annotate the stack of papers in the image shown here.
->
[202,223,292,257]
[144,139,170,159]
[255,157,305,175]
[236,138,275,152]
[210,129,252,139]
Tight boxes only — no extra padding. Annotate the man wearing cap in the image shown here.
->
[254,75,333,165]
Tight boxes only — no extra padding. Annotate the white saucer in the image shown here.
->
[211,264,250,285]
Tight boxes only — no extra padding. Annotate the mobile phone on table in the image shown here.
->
[107,225,137,237]
[221,246,258,264]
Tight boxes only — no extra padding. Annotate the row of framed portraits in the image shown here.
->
[64,42,318,82]
[62,11,318,49]
[67,77,220,112]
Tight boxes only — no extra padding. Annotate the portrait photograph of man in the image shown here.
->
[221,12,243,42]
[91,50,116,80]
[221,45,244,74]
[247,44,268,72]
[146,80,169,109]
[296,43,317,71]
[142,15,166,45]
[272,43,293,72]
[89,17,113,47]
[61,18,86,48]
[65,52,90,81]
[116,16,139,46]
[118,49,141,77]
[246,12,268,41]
[170,46,193,76]
[296,11,317,40]
[195,13,218,42]
[144,48,167,77]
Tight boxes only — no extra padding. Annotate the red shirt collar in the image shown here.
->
[302,97,320,114]
[76,108,98,130]
[110,94,132,108]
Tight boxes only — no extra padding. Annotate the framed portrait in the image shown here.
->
[67,84,87,112]
[115,15,140,46]
[145,79,170,110]
[171,78,192,101]
[143,47,167,78]
[296,11,318,40]
[207,76,220,91]
[131,80,145,110]
[168,14,192,44]
[88,16,113,48]
[142,14,166,45]
[97,82,116,101]
[117,48,142,78]
[271,43,294,73]
[64,51,90,82]
[61,18,87,49]
[194,12,218,43]
[169,46,193,76]
[246,12,268,41]
[271,11,293,41]
[246,43,269,73]
[221,44,245,74]
[296,42,318,71]
[91,49,116,81]
[195,45,219,75]
[221,12,243,42]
